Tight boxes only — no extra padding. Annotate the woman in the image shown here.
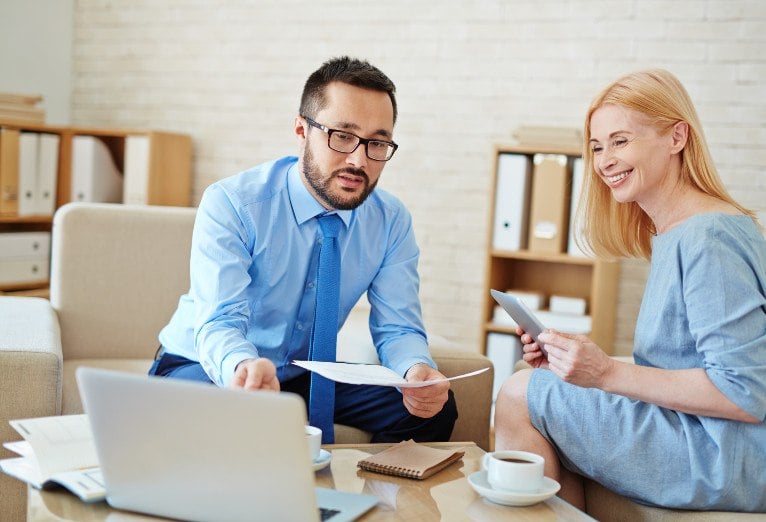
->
[494,69,766,512]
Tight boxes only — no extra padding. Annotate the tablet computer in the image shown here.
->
[490,289,548,355]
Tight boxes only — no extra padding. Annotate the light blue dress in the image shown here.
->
[528,214,766,512]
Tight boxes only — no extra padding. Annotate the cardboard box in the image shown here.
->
[549,295,587,315]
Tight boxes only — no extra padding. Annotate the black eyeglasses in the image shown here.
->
[302,116,398,161]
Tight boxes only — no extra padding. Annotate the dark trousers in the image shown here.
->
[149,351,457,443]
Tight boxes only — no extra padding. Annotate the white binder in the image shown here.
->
[567,157,587,257]
[17,132,39,216]
[123,135,150,205]
[35,133,60,215]
[0,231,51,285]
[0,258,49,285]
[486,333,522,402]
[492,153,531,251]
[71,136,123,203]
[0,232,51,259]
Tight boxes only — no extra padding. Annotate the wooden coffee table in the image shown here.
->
[27,442,594,521]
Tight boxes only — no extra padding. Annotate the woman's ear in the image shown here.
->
[670,121,689,153]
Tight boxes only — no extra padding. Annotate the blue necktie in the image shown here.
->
[309,213,342,444]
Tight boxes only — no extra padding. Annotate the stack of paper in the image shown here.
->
[512,125,582,150]
[0,93,45,125]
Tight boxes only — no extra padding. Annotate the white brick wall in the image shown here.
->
[71,0,766,356]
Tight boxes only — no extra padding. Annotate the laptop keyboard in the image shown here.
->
[320,507,341,520]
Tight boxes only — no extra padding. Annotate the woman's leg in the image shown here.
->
[494,369,584,509]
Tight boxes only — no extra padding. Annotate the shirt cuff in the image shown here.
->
[220,351,259,387]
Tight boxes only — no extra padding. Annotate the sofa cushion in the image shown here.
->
[62,358,154,414]
[51,203,195,362]
[584,479,764,521]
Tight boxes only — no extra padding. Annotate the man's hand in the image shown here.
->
[230,358,280,391]
[401,363,450,418]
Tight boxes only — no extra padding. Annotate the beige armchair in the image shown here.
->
[0,202,493,522]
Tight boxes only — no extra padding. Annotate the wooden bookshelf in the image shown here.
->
[481,145,620,355]
[0,121,192,291]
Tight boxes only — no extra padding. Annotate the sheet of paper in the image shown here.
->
[9,414,97,476]
[3,440,33,458]
[292,361,488,388]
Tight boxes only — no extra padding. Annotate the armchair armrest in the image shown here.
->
[431,347,493,451]
[0,296,63,421]
[0,296,63,521]
[336,307,493,449]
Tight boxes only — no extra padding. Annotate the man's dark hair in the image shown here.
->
[300,56,397,124]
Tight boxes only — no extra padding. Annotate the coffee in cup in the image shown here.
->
[305,425,322,462]
[482,450,544,492]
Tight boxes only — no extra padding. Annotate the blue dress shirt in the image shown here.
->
[158,156,435,386]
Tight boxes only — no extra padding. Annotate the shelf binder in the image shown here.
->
[527,154,571,254]
[123,135,150,205]
[17,132,38,216]
[486,333,521,402]
[567,157,586,257]
[71,136,123,203]
[0,258,49,286]
[0,128,20,216]
[0,231,51,285]
[492,153,531,251]
[0,232,51,259]
[36,133,60,215]
[15,132,61,217]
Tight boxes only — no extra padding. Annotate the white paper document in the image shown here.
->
[292,361,489,388]
[0,414,106,502]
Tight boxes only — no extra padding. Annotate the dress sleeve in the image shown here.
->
[682,221,766,420]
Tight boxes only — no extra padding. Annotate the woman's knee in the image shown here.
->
[496,368,532,410]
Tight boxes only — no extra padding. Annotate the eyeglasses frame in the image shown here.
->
[301,115,398,161]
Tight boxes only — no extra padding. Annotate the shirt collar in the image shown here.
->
[287,161,352,228]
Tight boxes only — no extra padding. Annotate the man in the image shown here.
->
[151,56,457,444]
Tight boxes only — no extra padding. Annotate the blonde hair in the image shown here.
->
[577,69,755,260]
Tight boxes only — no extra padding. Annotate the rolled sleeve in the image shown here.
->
[684,222,766,420]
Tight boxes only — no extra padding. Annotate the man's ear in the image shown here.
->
[294,115,307,145]
[670,120,689,153]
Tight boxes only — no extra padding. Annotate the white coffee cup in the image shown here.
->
[305,425,322,462]
[482,450,545,492]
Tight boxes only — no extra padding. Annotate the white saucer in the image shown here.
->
[468,471,561,507]
[312,449,332,471]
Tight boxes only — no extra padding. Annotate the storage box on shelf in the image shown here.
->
[0,120,192,292]
[481,144,620,395]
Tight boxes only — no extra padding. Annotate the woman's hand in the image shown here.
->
[518,327,549,369]
[536,331,613,388]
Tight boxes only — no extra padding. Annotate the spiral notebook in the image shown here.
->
[357,440,465,480]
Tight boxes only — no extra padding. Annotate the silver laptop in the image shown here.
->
[76,367,378,522]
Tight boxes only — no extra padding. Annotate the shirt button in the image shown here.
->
[307,282,315,289]
[296,323,304,331]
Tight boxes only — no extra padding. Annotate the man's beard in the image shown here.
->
[302,146,377,210]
